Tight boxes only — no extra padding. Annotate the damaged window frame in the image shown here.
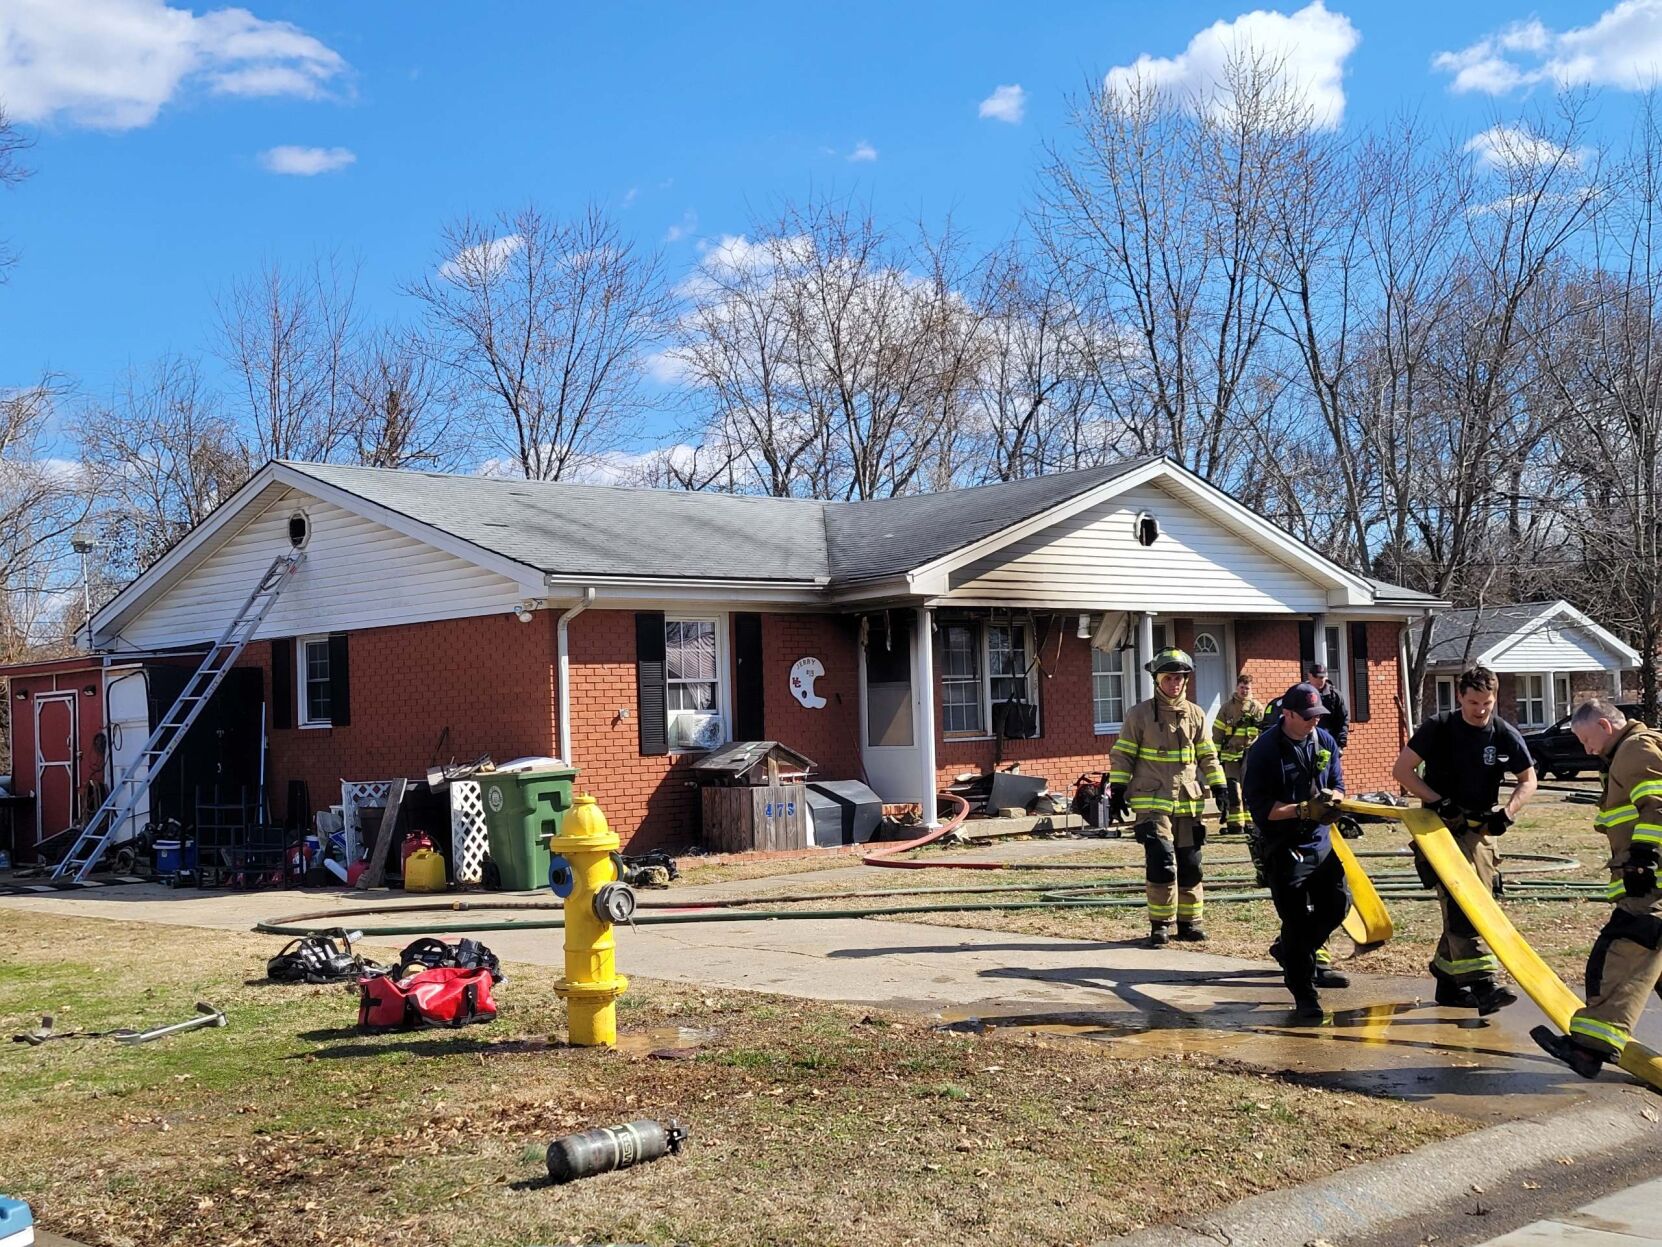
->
[938,615,1040,741]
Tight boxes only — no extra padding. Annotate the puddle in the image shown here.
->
[612,1025,720,1058]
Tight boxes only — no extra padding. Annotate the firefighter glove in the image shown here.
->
[1431,795,1464,824]
[1297,789,1339,824]
[1210,784,1229,811]
[1484,805,1514,837]
[1108,784,1131,823]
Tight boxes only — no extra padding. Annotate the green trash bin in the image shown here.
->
[476,765,579,891]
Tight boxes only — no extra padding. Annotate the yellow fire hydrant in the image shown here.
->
[545,794,634,1047]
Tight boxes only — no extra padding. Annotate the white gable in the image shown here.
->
[109,489,532,651]
[1487,619,1629,673]
[941,481,1328,612]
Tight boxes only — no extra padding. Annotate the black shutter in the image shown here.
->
[271,638,293,729]
[733,613,764,741]
[328,633,351,727]
[636,611,668,756]
[1298,621,1316,673]
[1349,622,1370,722]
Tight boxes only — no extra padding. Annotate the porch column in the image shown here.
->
[1138,612,1155,701]
[1313,614,1329,674]
[1614,667,1626,699]
[916,606,939,827]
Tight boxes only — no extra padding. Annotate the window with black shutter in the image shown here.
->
[635,611,669,756]
[1349,622,1370,722]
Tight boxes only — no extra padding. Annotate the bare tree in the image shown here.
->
[667,196,989,499]
[79,355,252,581]
[409,204,671,481]
[0,378,91,659]
[344,328,457,470]
[0,104,33,281]
[1038,53,1303,481]
[215,254,362,463]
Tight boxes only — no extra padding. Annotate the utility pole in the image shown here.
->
[71,537,96,643]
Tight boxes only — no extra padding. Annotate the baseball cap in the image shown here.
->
[1307,662,1328,677]
[1282,683,1329,719]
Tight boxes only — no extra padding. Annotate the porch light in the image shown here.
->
[1076,614,1091,639]
[81,685,96,697]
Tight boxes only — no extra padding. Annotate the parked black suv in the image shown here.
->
[1523,703,1639,779]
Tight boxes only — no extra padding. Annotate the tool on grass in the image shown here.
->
[10,1015,125,1045]
[113,1001,227,1045]
[545,1118,687,1184]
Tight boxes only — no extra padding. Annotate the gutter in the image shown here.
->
[556,588,597,765]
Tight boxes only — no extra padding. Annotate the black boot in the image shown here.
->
[1434,978,1478,1008]
[1175,921,1208,942]
[1289,983,1324,1019]
[1147,923,1170,948]
[1530,1026,1606,1080]
[1314,964,1351,989]
[1471,979,1519,1016]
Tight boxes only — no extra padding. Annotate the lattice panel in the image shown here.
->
[451,780,488,884]
[340,780,394,863]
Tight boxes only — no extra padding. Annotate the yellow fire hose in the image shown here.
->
[1329,827,1394,947]
[1341,799,1662,1091]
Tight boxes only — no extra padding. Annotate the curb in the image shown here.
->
[1101,1097,1661,1247]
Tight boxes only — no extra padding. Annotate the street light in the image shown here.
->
[70,537,96,630]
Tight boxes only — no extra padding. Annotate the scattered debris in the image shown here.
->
[114,1001,226,1045]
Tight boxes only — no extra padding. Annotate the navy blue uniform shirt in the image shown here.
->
[1241,720,1344,853]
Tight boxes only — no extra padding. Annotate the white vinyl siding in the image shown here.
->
[1492,623,1624,672]
[944,482,1328,613]
[116,491,530,650]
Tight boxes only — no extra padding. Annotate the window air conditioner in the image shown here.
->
[674,713,725,750]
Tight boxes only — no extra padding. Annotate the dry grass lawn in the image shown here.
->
[0,908,1466,1247]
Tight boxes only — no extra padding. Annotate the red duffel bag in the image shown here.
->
[356,966,498,1032]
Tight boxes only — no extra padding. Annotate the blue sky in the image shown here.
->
[0,0,1647,454]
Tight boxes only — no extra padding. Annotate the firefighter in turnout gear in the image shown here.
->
[1213,671,1264,849]
[1108,647,1228,947]
[1533,698,1662,1078]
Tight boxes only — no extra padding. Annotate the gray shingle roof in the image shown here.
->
[1423,601,1560,667]
[1365,577,1446,605]
[285,458,1158,586]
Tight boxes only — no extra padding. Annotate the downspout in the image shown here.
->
[915,605,939,827]
[557,588,597,765]
[1398,619,1416,745]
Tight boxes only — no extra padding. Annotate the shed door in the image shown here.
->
[35,693,78,851]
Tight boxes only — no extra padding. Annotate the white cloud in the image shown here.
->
[0,0,348,130]
[259,145,355,176]
[848,140,878,163]
[438,234,524,282]
[664,209,699,243]
[1464,125,1581,171]
[1436,2,1662,95]
[621,186,639,207]
[978,84,1027,124]
[1105,1,1361,130]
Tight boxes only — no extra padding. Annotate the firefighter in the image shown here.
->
[1533,698,1662,1078]
[1108,647,1228,947]
[1391,664,1536,1015]
[1213,672,1264,841]
[1241,682,1349,1017]
[1306,663,1349,751]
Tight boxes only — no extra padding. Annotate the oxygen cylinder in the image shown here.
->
[545,1118,687,1184]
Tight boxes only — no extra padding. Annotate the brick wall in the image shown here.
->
[1346,621,1408,794]
[248,612,559,828]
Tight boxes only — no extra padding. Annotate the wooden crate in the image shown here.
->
[700,781,809,853]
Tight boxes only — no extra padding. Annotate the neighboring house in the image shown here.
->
[6,456,1444,855]
[1419,600,1640,730]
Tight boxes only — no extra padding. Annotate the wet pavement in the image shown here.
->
[3,860,1659,1124]
[1471,1174,1662,1245]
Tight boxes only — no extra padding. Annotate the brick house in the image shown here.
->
[1420,600,1640,731]
[28,457,1441,854]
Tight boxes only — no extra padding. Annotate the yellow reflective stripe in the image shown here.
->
[1570,1016,1630,1051]
[1597,805,1639,828]
[1607,878,1631,900]
[1631,780,1662,800]
[1634,824,1662,845]
[1148,903,1176,919]
[1433,954,1499,975]
[1111,740,1141,758]
[1128,797,1206,815]
[1138,748,1198,762]
[1314,946,1332,965]
[1219,749,1247,762]
[1176,901,1203,918]
[1107,770,1132,785]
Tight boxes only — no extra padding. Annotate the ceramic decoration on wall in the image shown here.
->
[790,657,826,709]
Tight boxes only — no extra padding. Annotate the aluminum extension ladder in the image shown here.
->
[51,551,306,883]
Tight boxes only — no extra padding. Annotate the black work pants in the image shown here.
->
[1265,839,1350,992]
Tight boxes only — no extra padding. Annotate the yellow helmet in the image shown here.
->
[1145,647,1194,675]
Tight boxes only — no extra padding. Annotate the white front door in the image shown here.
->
[1191,627,1228,724]
[860,614,922,803]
